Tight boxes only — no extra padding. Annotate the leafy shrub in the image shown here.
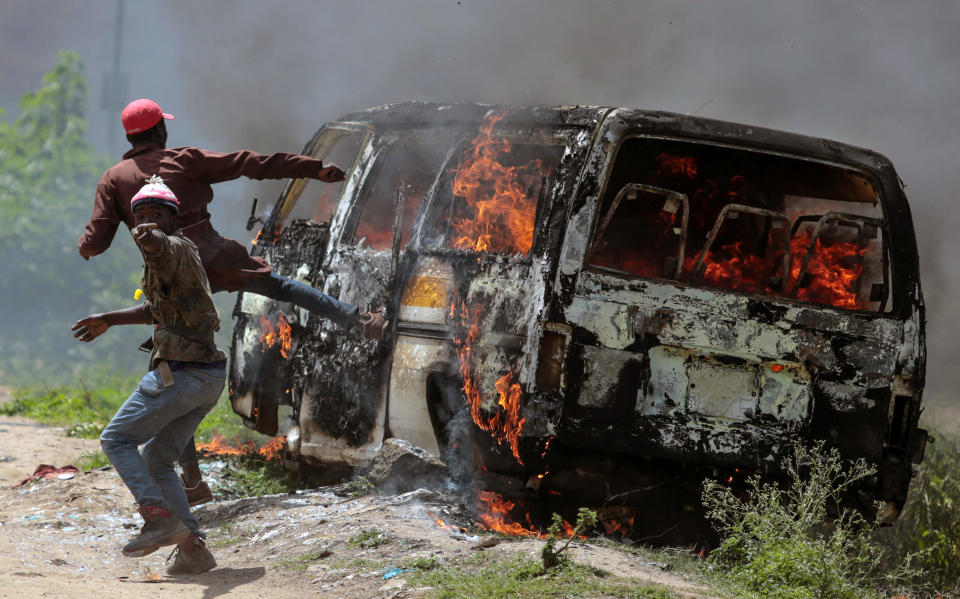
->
[1,371,137,428]
[76,449,110,471]
[340,476,376,497]
[410,552,677,599]
[876,433,960,595]
[541,507,598,570]
[216,455,301,498]
[348,528,390,549]
[66,421,104,439]
[702,442,915,598]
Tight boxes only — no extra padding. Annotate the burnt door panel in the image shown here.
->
[295,134,450,464]
[229,221,329,434]
[229,124,367,437]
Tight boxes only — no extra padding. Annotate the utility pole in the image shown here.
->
[102,0,129,156]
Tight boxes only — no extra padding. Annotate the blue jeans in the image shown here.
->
[101,364,225,535]
[219,272,359,329]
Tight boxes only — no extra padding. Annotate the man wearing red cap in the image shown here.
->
[79,99,386,504]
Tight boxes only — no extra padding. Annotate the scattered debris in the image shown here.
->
[13,464,79,488]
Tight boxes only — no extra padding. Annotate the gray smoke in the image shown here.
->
[2,0,958,412]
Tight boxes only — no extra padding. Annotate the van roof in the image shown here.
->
[333,102,897,176]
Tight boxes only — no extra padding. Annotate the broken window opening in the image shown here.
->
[587,184,689,280]
[422,133,564,258]
[280,128,363,229]
[347,140,449,251]
[586,137,890,312]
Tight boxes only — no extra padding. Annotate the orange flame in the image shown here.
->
[448,112,547,255]
[691,227,870,309]
[428,511,467,534]
[451,297,526,464]
[259,312,293,359]
[195,434,286,461]
[475,491,539,537]
[474,491,584,539]
[789,229,869,309]
[601,517,635,538]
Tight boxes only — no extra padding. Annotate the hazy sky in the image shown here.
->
[2,0,958,406]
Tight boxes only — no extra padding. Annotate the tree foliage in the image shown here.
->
[0,51,143,382]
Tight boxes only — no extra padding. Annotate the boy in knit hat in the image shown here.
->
[72,175,221,574]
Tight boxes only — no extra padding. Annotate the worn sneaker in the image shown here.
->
[122,505,190,558]
[166,535,217,575]
[180,475,213,507]
[358,308,388,340]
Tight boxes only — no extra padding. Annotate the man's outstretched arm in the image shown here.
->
[181,148,345,186]
[72,304,152,343]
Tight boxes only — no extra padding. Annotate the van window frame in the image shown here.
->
[266,123,373,237]
[333,130,456,253]
[585,133,895,316]
[414,130,572,264]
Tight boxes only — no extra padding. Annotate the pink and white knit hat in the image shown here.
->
[130,175,180,214]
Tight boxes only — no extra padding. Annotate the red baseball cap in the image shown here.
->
[121,99,174,135]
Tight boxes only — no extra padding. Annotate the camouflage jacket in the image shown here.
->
[140,230,226,369]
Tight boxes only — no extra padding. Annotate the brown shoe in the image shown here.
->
[166,535,217,575]
[180,475,213,506]
[123,505,190,558]
[358,308,388,340]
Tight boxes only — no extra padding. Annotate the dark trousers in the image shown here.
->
[179,273,359,469]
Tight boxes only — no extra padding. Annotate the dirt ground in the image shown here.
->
[0,387,716,599]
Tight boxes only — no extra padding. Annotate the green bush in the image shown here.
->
[348,528,390,549]
[702,443,915,598]
[410,552,677,599]
[76,449,110,471]
[1,370,138,429]
[876,434,960,595]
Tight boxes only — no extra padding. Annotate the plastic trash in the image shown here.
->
[382,567,413,579]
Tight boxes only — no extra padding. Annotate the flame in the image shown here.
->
[447,112,548,255]
[789,229,869,309]
[474,491,540,537]
[259,312,293,359]
[428,511,467,534]
[690,225,870,310]
[258,436,286,461]
[474,491,584,539]
[601,518,634,538]
[195,434,286,461]
[251,229,263,246]
[451,296,526,464]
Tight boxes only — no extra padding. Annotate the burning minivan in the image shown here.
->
[229,103,926,530]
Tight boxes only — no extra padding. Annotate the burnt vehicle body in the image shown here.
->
[230,103,926,526]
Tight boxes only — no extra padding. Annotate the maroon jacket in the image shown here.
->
[79,143,326,291]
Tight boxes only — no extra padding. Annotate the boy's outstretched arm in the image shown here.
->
[72,304,152,343]
[131,223,162,254]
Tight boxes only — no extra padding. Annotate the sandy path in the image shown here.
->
[0,386,718,599]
